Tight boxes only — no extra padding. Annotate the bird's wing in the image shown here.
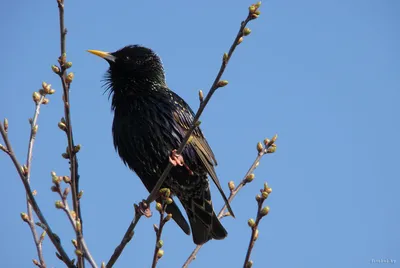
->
[171,92,235,217]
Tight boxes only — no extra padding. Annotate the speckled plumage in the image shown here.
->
[95,45,233,245]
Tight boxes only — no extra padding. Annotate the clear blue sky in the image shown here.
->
[1,0,399,267]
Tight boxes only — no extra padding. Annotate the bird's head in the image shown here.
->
[88,45,166,96]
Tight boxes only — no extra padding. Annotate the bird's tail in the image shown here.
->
[182,188,227,245]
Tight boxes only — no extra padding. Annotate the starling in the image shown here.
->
[88,45,234,245]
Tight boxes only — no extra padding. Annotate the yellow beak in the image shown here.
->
[87,49,116,62]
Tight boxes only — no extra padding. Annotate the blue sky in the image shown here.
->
[1,0,399,267]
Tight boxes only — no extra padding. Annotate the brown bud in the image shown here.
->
[198,90,204,102]
[78,190,84,199]
[63,176,71,183]
[251,13,259,19]
[266,187,272,194]
[264,138,270,146]
[255,194,261,202]
[246,260,253,268]
[257,142,263,153]
[228,181,235,191]
[42,98,50,105]
[48,89,56,95]
[51,186,58,192]
[153,224,159,233]
[32,259,40,266]
[164,213,172,222]
[62,152,70,159]
[3,118,8,131]
[223,52,229,62]
[32,190,37,196]
[70,210,76,219]
[253,228,259,241]
[20,212,29,222]
[271,134,278,143]
[76,220,82,232]
[73,144,81,153]
[63,187,70,197]
[32,125,38,134]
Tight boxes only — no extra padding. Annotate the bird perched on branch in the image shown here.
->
[88,45,234,245]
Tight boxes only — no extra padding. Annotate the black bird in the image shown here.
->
[88,45,234,245]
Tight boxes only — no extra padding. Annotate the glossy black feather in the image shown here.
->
[98,45,232,244]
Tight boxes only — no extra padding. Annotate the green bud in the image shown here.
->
[156,202,162,212]
[261,191,269,199]
[55,200,64,209]
[52,65,60,74]
[260,206,270,216]
[217,80,229,88]
[164,213,172,222]
[157,239,164,248]
[257,142,263,153]
[248,218,256,228]
[65,62,73,69]
[157,249,164,259]
[166,197,173,205]
[246,173,255,183]
[243,27,252,36]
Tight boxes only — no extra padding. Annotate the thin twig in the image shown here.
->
[151,192,172,268]
[0,122,74,267]
[106,4,260,267]
[53,183,98,268]
[25,95,47,268]
[243,183,271,267]
[106,207,142,268]
[56,0,85,267]
[182,135,277,267]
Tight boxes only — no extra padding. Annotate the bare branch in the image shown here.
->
[25,93,47,268]
[182,134,277,267]
[243,183,272,267]
[0,122,74,267]
[55,0,86,266]
[151,189,172,268]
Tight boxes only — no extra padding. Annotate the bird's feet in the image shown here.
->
[135,200,152,218]
[169,149,194,176]
[169,149,184,166]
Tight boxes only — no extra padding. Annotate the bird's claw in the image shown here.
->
[169,149,194,175]
[169,149,184,166]
[135,200,152,218]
